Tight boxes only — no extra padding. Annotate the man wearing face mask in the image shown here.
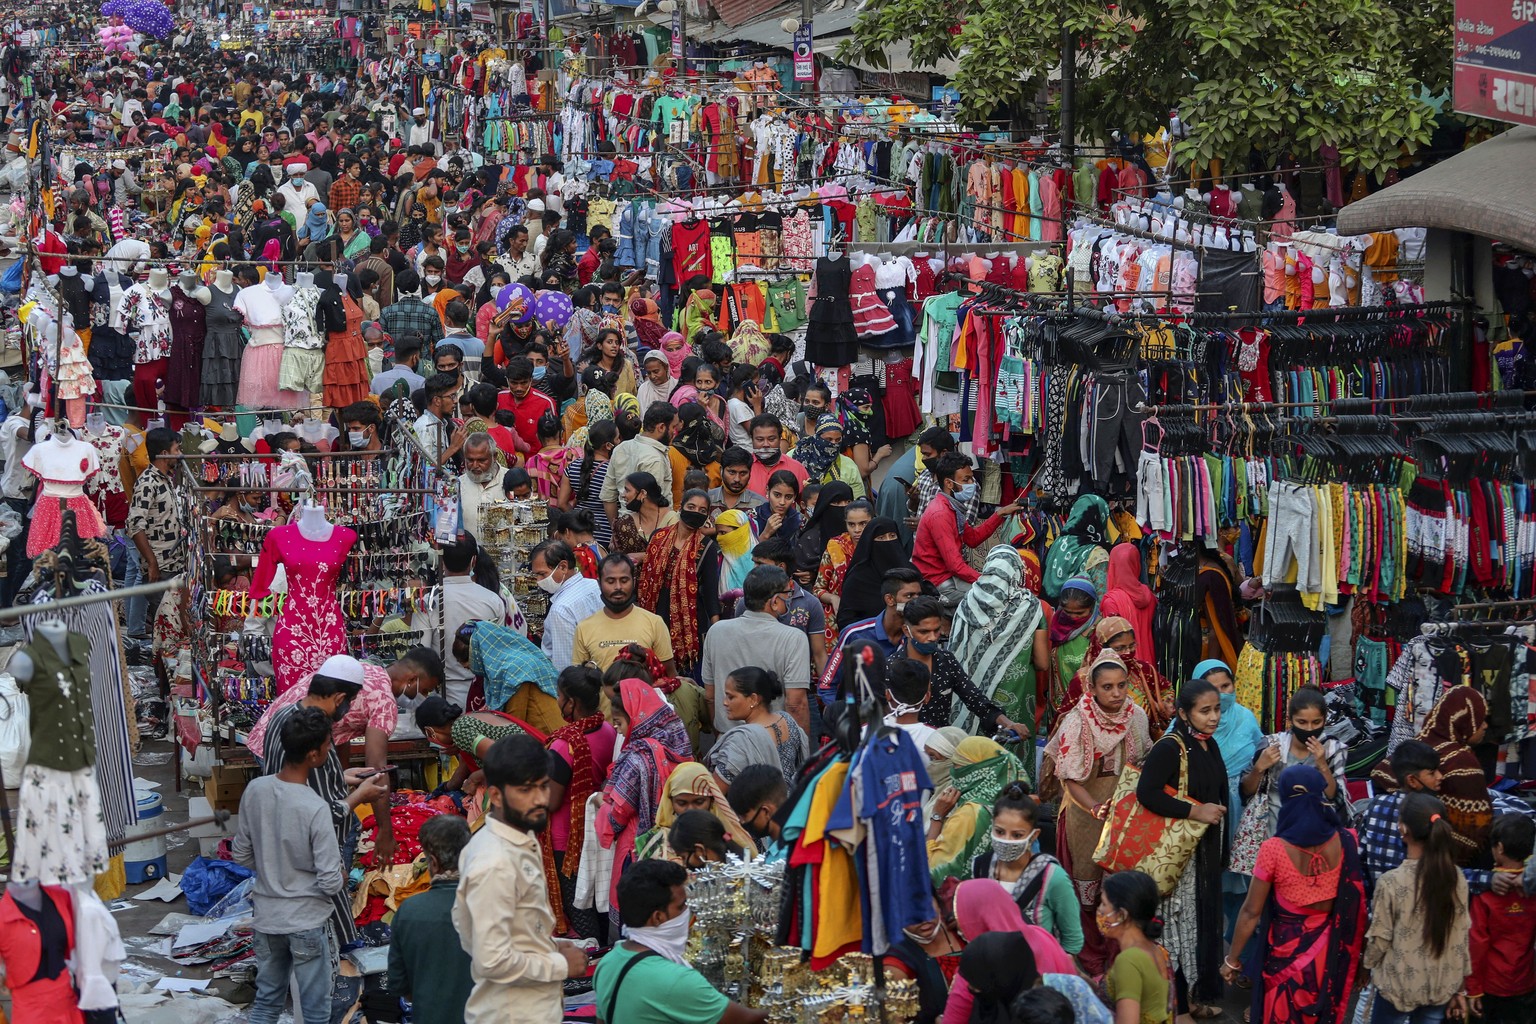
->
[725,763,789,855]
[593,858,767,1024]
[458,433,511,539]
[818,568,923,705]
[912,452,1022,599]
[745,414,807,495]
[891,595,1025,736]
[453,734,589,1023]
[531,539,603,671]
[497,355,558,453]
[340,401,385,461]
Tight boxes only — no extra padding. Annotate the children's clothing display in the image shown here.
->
[22,433,106,557]
[0,887,85,1024]
[235,281,304,410]
[806,255,858,367]
[248,522,360,693]
[164,284,207,410]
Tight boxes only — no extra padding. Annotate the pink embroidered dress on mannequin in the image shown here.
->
[23,433,107,556]
[248,509,358,693]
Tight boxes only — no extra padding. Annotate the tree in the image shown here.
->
[842,0,1452,175]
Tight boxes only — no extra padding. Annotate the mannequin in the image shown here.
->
[22,429,107,556]
[147,267,170,295]
[9,618,70,682]
[0,878,82,1024]
[177,271,211,305]
[294,270,315,289]
[236,273,302,409]
[84,410,107,436]
[213,269,234,292]
[248,503,357,692]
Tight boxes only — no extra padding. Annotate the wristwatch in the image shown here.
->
[929,812,945,822]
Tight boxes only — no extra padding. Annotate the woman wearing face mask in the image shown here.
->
[1198,659,1264,936]
[543,665,617,940]
[558,420,618,547]
[636,488,723,676]
[927,736,1029,886]
[753,470,802,547]
[885,897,962,1024]
[967,783,1083,956]
[667,401,725,506]
[950,545,1049,742]
[795,479,854,571]
[1238,686,1352,850]
[412,695,538,810]
[1041,649,1152,976]
[1046,577,1100,713]
[635,762,752,863]
[835,516,913,626]
[793,414,866,498]
[1132,677,1229,1019]
[921,725,969,813]
[714,509,755,594]
[611,471,676,564]
[1098,871,1175,1024]
[813,498,874,646]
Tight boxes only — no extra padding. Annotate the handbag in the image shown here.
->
[1093,734,1209,896]
[1228,771,1271,876]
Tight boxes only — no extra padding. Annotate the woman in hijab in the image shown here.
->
[1100,542,1157,663]
[1133,676,1228,1018]
[950,546,1048,743]
[837,516,914,626]
[1040,493,1111,601]
[673,277,717,341]
[631,295,669,350]
[1046,577,1100,713]
[715,508,756,594]
[814,498,874,646]
[1197,658,1264,936]
[1369,686,1493,863]
[669,401,725,504]
[950,879,1077,976]
[635,761,756,862]
[923,725,969,811]
[1223,765,1367,1024]
[793,414,865,496]
[795,480,854,572]
[1041,649,1153,975]
[638,350,677,410]
[727,319,771,366]
[298,200,330,245]
[657,330,690,379]
[596,678,691,913]
[1061,616,1173,736]
[928,737,1029,885]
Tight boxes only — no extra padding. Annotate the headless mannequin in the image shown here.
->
[85,411,107,436]
[9,618,69,685]
[10,879,42,909]
[177,272,211,306]
[147,268,170,296]
[213,269,234,293]
[294,271,315,289]
[333,273,348,294]
[297,501,333,543]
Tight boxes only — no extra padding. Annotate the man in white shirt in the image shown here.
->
[275,163,319,220]
[457,433,509,540]
[410,536,508,709]
[530,540,603,672]
[407,107,437,154]
[497,225,540,283]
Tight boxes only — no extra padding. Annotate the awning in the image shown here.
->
[1336,126,1536,253]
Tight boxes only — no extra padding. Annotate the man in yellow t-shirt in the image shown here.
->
[570,554,676,672]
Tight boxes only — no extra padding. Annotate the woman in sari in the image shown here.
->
[334,207,370,260]
[1223,765,1367,1024]
[1369,686,1493,864]
[1061,616,1174,736]
[636,761,756,862]
[1046,577,1099,715]
[1042,649,1153,975]
[950,546,1048,744]
[1100,542,1157,663]
[596,678,691,913]
[814,498,873,648]
[611,471,677,564]
[1040,493,1111,601]
[927,737,1029,885]
[637,488,723,676]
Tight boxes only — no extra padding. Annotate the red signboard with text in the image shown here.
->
[1454,0,1536,126]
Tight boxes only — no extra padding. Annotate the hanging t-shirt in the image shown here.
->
[853,730,933,952]
[671,219,712,285]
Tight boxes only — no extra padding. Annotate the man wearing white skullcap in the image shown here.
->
[407,105,438,155]
[275,161,319,220]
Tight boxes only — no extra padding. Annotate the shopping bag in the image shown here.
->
[1093,734,1208,895]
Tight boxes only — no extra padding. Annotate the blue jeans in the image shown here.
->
[250,927,332,1024]
[121,540,147,637]
[1372,993,1448,1024]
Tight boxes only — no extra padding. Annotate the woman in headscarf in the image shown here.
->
[1133,676,1229,1017]
[1006,518,1046,594]
[298,200,330,245]
[1369,686,1492,863]
[923,725,969,811]
[638,350,677,410]
[667,401,724,505]
[1197,658,1265,937]
[1100,542,1157,664]
[596,678,691,912]
[927,737,1029,885]
[1197,546,1244,667]
[950,879,1078,978]
[950,546,1048,743]
[838,387,891,496]
[656,330,690,380]
[793,414,866,496]
[714,508,756,594]
[1041,648,1153,975]
[1061,616,1173,736]
[836,516,914,626]
[1223,765,1367,1024]
[813,498,874,648]
[543,664,616,940]
[673,276,716,341]
[1046,577,1099,714]
[334,207,370,260]
[1040,493,1111,601]
[727,319,771,366]
[795,480,854,571]
[629,295,668,351]
[637,488,724,675]
[635,761,755,862]
[944,931,1113,1024]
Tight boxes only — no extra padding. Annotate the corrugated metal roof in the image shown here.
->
[1336,127,1536,253]
[711,0,787,27]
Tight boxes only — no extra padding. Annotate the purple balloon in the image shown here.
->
[496,282,535,323]
[533,290,573,330]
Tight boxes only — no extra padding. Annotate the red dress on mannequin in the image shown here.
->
[0,886,84,1024]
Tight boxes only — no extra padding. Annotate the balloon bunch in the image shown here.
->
[95,18,137,53]
[100,0,173,40]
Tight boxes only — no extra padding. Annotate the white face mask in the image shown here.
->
[536,570,562,595]
[424,274,442,286]
[348,430,367,448]
[624,908,692,964]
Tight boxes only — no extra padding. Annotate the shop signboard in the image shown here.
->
[1454,0,1536,126]
[793,22,814,82]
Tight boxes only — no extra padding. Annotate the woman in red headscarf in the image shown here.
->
[1100,542,1157,664]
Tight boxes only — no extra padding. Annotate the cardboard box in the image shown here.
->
[187,797,238,854]
[205,766,253,813]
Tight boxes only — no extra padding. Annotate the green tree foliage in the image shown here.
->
[842,0,1450,175]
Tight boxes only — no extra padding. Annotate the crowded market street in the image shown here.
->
[0,1,1535,1022]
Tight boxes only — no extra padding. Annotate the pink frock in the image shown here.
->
[249,523,358,693]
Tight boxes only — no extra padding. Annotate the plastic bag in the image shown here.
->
[0,673,28,781]
[0,256,21,296]
[201,875,254,921]
[179,856,254,916]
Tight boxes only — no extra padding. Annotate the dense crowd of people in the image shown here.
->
[3,15,1535,1024]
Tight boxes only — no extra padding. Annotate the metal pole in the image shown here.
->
[0,578,180,621]
[1059,22,1075,164]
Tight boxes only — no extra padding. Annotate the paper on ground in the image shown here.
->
[134,874,184,901]
[173,920,234,948]
[154,978,210,992]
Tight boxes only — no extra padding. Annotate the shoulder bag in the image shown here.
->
[1092,734,1209,896]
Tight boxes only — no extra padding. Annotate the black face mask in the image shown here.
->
[678,509,709,530]
[1291,724,1326,745]
[625,497,645,513]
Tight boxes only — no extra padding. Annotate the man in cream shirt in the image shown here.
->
[453,733,587,1022]
[457,433,509,540]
